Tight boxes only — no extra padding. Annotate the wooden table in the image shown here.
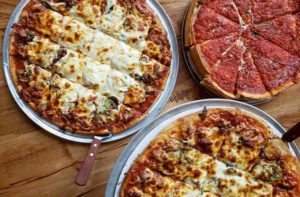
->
[0,0,299,196]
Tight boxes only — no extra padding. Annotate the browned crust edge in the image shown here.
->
[9,25,147,135]
[201,77,236,99]
[189,44,212,77]
[237,90,272,100]
[270,81,295,96]
[184,0,199,47]
[120,109,300,195]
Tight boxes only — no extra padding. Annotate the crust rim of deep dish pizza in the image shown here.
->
[121,108,300,196]
[185,0,300,100]
[8,0,172,135]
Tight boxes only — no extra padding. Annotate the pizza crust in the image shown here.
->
[270,80,295,96]
[237,90,271,100]
[201,77,236,99]
[8,0,171,135]
[184,0,300,100]
[121,108,300,196]
[184,0,199,47]
[190,44,212,77]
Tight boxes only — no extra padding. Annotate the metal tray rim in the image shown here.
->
[2,0,179,143]
[105,98,300,196]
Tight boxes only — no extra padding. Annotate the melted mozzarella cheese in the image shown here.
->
[88,31,117,65]
[54,50,85,83]
[217,131,262,171]
[30,9,63,40]
[82,57,111,90]
[24,37,61,68]
[60,16,94,54]
[67,0,102,27]
[50,75,79,114]
[75,85,98,120]
[97,0,125,36]
[102,70,143,102]
[112,41,142,75]
[117,14,150,51]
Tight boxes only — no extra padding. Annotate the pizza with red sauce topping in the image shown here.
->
[122,108,300,196]
[185,0,300,100]
[9,0,171,135]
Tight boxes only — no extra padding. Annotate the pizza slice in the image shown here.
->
[201,39,245,99]
[252,0,300,24]
[186,5,242,46]
[22,3,94,54]
[190,33,239,77]
[41,0,153,52]
[251,139,300,196]
[11,30,165,115]
[143,17,172,67]
[137,134,273,196]
[244,31,300,95]
[20,4,169,89]
[216,111,272,171]
[236,51,271,99]
[13,62,52,112]
[202,0,241,24]
[12,60,142,134]
[252,14,299,57]
[233,0,253,24]
[121,164,216,197]
[165,109,238,157]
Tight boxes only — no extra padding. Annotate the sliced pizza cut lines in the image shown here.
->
[252,13,300,57]
[190,33,240,77]
[187,0,300,100]
[244,31,300,96]
[121,164,216,197]
[15,62,140,134]
[202,0,248,28]
[20,3,168,89]
[40,0,152,51]
[136,134,274,196]
[167,109,274,171]
[39,0,172,67]
[251,0,300,24]
[236,50,271,99]
[201,38,246,99]
[185,3,243,47]
[11,29,158,114]
[250,139,300,195]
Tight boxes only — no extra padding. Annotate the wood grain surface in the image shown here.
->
[0,0,299,196]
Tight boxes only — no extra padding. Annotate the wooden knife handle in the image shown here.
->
[75,138,101,186]
[282,122,300,142]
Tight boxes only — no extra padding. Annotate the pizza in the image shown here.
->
[9,0,172,135]
[121,108,300,196]
[185,0,300,100]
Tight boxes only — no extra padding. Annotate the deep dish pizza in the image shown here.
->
[185,0,300,100]
[122,108,300,196]
[9,0,172,135]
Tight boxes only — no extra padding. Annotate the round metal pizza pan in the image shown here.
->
[2,0,179,143]
[106,98,300,197]
[181,1,272,105]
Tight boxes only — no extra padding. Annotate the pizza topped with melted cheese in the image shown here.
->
[9,0,171,134]
[121,108,300,196]
[185,0,300,100]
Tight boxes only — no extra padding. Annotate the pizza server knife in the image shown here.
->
[75,134,112,186]
[282,122,300,142]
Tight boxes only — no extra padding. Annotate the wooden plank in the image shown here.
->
[0,0,299,196]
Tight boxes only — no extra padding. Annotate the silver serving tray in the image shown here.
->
[2,0,179,143]
[181,1,272,105]
[106,99,300,196]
